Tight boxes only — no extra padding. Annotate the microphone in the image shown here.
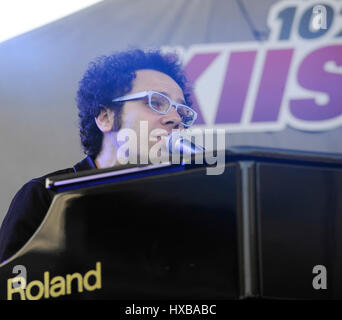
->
[166,132,205,155]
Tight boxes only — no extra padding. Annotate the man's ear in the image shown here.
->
[95,107,115,133]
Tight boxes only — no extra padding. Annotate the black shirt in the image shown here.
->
[0,156,97,262]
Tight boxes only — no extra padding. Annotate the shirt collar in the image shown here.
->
[72,156,97,173]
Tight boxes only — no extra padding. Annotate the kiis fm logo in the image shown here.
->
[164,0,342,133]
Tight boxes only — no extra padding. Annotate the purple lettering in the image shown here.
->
[251,49,293,122]
[184,53,220,124]
[215,51,257,123]
[290,45,342,121]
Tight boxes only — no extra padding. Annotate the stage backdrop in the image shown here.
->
[0,0,341,224]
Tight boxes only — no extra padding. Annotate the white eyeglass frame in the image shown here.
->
[112,90,197,127]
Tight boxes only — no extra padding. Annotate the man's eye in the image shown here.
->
[151,99,163,107]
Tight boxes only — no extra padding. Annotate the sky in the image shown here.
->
[0,0,103,43]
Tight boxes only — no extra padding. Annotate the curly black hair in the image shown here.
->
[76,49,192,158]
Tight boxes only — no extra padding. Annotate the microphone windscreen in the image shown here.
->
[166,132,205,155]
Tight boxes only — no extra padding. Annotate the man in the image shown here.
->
[0,49,197,262]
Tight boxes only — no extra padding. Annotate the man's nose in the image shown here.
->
[160,106,183,128]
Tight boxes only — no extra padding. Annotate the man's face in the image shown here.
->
[116,69,186,161]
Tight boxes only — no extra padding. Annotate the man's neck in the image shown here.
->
[95,152,119,169]
[94,134,119,169]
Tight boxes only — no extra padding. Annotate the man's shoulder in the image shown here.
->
[9,167,76,212]
[30,168,75,188]
[0,156,97,262]
[28,155,97,187]
[0,168,75,262]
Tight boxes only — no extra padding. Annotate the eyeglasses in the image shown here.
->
[112,90,197,127]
